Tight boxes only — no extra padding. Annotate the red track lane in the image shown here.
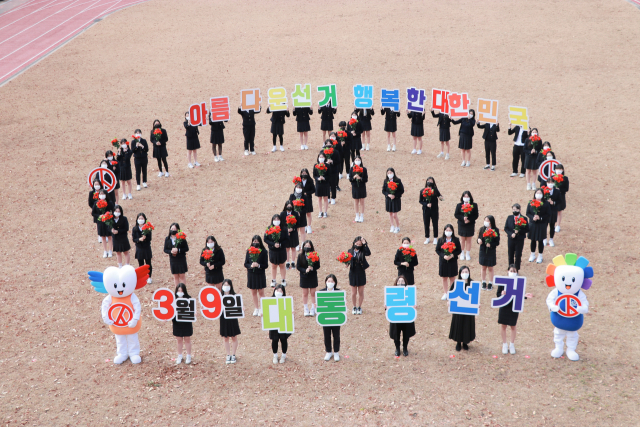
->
[0,0,147,85]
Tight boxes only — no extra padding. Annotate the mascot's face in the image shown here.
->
[103,265,137,298]
[554,265,584,295]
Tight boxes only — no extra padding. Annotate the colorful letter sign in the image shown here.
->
[292,84,312,108]
[448,280,481,316]
[477,98,499,124]
[268,87,288,111]
[431,88,450,115]
[491,275,527,312]
[316,291,347,326]
[385,286,417,323]
[210,96,230,122]
[261,296,295,333]
[317,84,338,107]
[241,88,261,112]
[407,87,426,113]
[381,88,400,112]
[353,84,373,108]
[448,92,470,118]
[509,106,529,131]
[189,102,208,126]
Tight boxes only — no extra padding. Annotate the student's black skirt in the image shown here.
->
[186,137,200,151]
[172,319,193,337]
[528,222,548,242]
[411,124,424,137]
[247,269,267,289]
[270,122,284,135]
[119,164,132,181]
[360,118,372,132]
[269,248,287,265]
[557,194,567,211]
[449,314,475,343]
[305,195,314,213]
[349,269,367,287]
[285,229,299,248]
[457,221,475,237]
[135,244,152,260]
[458,134,472,150]
[300,273,319,289]
[315,181,330,198]
[439,257,458,278]
[169,256,188,275]
[524,153,537,170]
[210,130,225,144]
[152,143,168,158]
[297,121,311,132]
[384,121,397,133]
[389,322,416,341]
[112,236,131,253]
[220,316,241,337]
[97,221,112,237]
[498,301,519,327]
[294,211,307,227]
[205,268,224,284]
[351,138,363,151]
[385,196,402,213]
[478,247,497,267]
[439,127,451,141]
[352,183,367,200]
[320,119,333,131]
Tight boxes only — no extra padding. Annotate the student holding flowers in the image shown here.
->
[288,182,308,244]
[131,213,153,284]
[526,188,550,264]
[92,189,114,258]
[296,240,320,316]
[394,237,418,285]
[553,163,569,232]
[347,112,363,160]
[313,153,330,218]
[348,155,368,223]
[280,200,299,270]
[477,215,500,291]
[245,235,269,316]
[322,139,342,205]
[382,168,404,233]
[435,224,462,300]
[347,236,371,315]
[504,204,528,270]
[164,223,189,287]
[453,191,479,261]
[110,204,131,268]
[199,235,225,290]
[264,214,289,288]
[524,128,541,190]
[151,119,170,176]
[419,176,443,245]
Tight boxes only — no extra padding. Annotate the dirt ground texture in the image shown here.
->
[1,0,639,425]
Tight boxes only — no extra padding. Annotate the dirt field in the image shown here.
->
[1,0,639,425]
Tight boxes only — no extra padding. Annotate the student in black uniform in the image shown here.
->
[431,108,452,160]
[543,177,561,248]
[131,129,149,191]
[264,214,289,288]
[300,168,315,234]
[266,106,290,152]
[320,274,342,362]
[449,266,476,351]
[289,184,308,245]
[507,122,528,178]
[173,283,193,365]
[98,159,116,205]
[477,215,500,291]
[313,152,331,218]
[220,279,241,364]
[338,121,353,177]
[328,132,345,184]
[381,107,400,152]
[435,224,462,300]
[347,236,370,315]
[318,102,337,141]
[394,237,419,285]
[132,212,153,284]
[497,265,534,355]
[208,113,227,162]
[322,139,342,205]
[270,284,291,364]
[407,110,425,154]
[297,240,320,316]
[535,143,555,188]
[349,155,368,223]
[382,168,404,234]
[526,188,550,264]
[504,204,528,271]
[386,275,416,357]
[419,176,444,245]
[237,106,261,156]
[451,109,476,167]
[184,112,201,168]
[356,108,374,151]
[200,235,225,290]
[116,140,133,199]
[151,120,169,177]
[347,112,363,160]
[89,181,102,242]
[245,235,269,316]
[524,128,541,190]
[454,190,479,262]
[554,163,569,232]
[111,205,131,267]
[293,106,312,150]
[92,189,113,258]
[477,121,500,171]
[281,201,299,270]
[164,222,189,287]
[104,150,120,201]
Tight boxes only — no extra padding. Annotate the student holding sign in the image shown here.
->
[208,113,226,162]
[270,284,291,364]
[318,274,343,362]
[407,110,425,154]
[151,120,170,176]
[449,266,476,351]
[386,276,416,357]
[435,224,462,300]
[348,155,368,223]
[237,106,261,156]
[318,103,337,141]
[431,108,452,160]
[293,107,313,150]
[451,110,476,167]
[173,283,193,364]
[183,112,201,168]
[497,266,533,355]
[381,107,400,152]
[297,240,320,316]
[245,235,269,316]
[347,236,371,315]
[477,215,500,291]
[220,279,241,364]
[266,106,290,152]
[382,168,404,233]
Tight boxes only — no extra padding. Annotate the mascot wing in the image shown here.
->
[87,271,108,294]
[135,265,151,290]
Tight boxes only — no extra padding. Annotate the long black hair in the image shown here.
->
[113,204,124,216]
[283,200,294,212]
[272,283,286,297]
[250,235,266,251]
[425,176,437,189]
[438,224,457,245]
[300,168,310,179]
[460,190,474,204]
[324,274,339,290]
[221,278,236,295]
[458,265,472,284]
[204,235,220,251]
[174,283,191,298]
[297,240,315,266]
[483,215,497,230]
[168,222,180,237]
[385,167,398,182]
[153,119,162,129]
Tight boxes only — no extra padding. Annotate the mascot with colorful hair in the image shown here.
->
[545,253,593,361]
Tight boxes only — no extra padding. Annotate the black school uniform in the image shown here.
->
[111,216,131,252]
[394,249,419,285]
[526,200,550,242]
[199,247,226,284]
[244,248,268,289]
[546,187,561,225]
[280,210,300,248]
[524,137,541,170]
[449,281,476,344]
[88,189,99,224]
[508,126,528,174]
[237,108,260,150]
[313,163,331,198]
[151,127,169,158]
[451,117,475,150]
[348,165,368,199]
[117,149,133,181]
[435,237,462,277]
[382,178,404,213]
[419,187,441,239]
[319,286,341,352]
[557,175,569,211]
[381,108,400,132]
[131,138,149,184]
[92,199,114,237]
[297,252,320,288]
[209,120,226,145]
[504,214,528,270]
[318,105,336,131]
[389,313,416,344]
[172,316,193,337]
[287,195,308,228]
[477,226,500,267]
[431,111,452,141]
[496,283,524,327]
[300,177,315,213]
[105,161,120,190]
[264,225,289,265]
[293,107,312,132]
[184,120,200,150]
[348,244,371,287]
[356,108,374,131]
[347,121,363,151]
[266,107,289,135]
[220,304,241,337]
[408,111,425,137]
[164,236,189,274]
[454,202,479,237]
[131,224,152,260]
[477,123,500,166]
[322,147,342,199]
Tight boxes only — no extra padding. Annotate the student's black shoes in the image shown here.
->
[455,343,462,352]
[394,349,401,357]
[403,348,409,357]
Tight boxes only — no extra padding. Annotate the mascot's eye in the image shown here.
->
[572,277,575,282]
[113,283,117,288]
[562,276,565,282]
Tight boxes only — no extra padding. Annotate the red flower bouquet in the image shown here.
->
[292,199,305,212]
[441,241,456,256]
[422,187,434,202]
[461,203,473,217]
[292,176,302,186]
[530,199,543,215]
[542,186,551,200]
[552,173,564,184]
[482,228,497,244]
[98,211,114,228]
[111,138,120,149]
[387,181,398,194]
[265,225,282,243]
[153,128,163,142]
[542,147,551,157]
[399,246,417,263]
[96,199,108,212]
[529,134,542,150]
[175,230,187,246]
[352,165,364,186]
[110,160,118,166]
[514,216,527,233]
[348,118,358,128]
[323,147,334,159]
[202,249,214,261]
[306,251,320,268]
[337,130,348,142]
[336,251,353,266]
[315,163,328,176]
[93,192,100,200]
[286,214,297,230]
[141,221,154,236]
[248,246,262,270]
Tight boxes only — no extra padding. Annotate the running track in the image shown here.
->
[0,0,148,86]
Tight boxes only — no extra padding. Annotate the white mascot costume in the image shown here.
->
[88,265,150,364]
[545,253,593,361]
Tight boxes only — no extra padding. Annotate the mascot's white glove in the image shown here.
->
[103,317,114,325]
[128,319,138,328]
[576,306,588,314]
[550,305,560,312]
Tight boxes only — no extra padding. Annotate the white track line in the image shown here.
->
[0,0,61,32]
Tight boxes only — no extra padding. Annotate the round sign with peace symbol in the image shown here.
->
[108,303,134,327]
[538,159,560,181]
[87,167,117,193]
[555,294,581,318]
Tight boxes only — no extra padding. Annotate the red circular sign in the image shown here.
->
[538,159,560,181]
[108,303,133,327]
[87,167,117,193]
[555,294,581,318]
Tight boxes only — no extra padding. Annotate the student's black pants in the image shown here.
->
[530,240,544,253]
[512,145,525,174]
[135,160,147,185]
[329,174,338,199]
[549,221,556,239]
[156,157,168,173]
[272,134,283,146]
[137,258,153,276]
[343,152,351,175]
[422,209,438,239]
[507,237,525,270]
[243,127,255,151]
[394,332,410,350]
[323,326,340,352]
[271,335,288,353]
[484,139,497,166]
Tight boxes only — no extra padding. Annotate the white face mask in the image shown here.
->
[138,219,145,225]
[185,115,189,120]
[483,221,490,228]
[351,115,357,120]
[207,243,215,249]
[397,282,405,286]
[463,197,470,203]
[556,170,563,174]
[99,195,106,200]
[326,282,335,289]
[177,292,184,297]
[508,272,518,278]
[295,188,302,194]
[94,185,101,190]
[135,134,141,139]
[330,136,336,141]
[387,174,394,180]
[222,285,231,293]
[274,291,283,298]
[354,160,361,166]
[107,156,113,161]
[535,193,543,200]
[101,164,107,168]
[273,220,280,226]
[402,243,410,248]
[547,156,553,160]
[445,231,453,237]
[114,212,121,217]
[532,132,538,136]
[461,272,469,280]
[318,158,325,163]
